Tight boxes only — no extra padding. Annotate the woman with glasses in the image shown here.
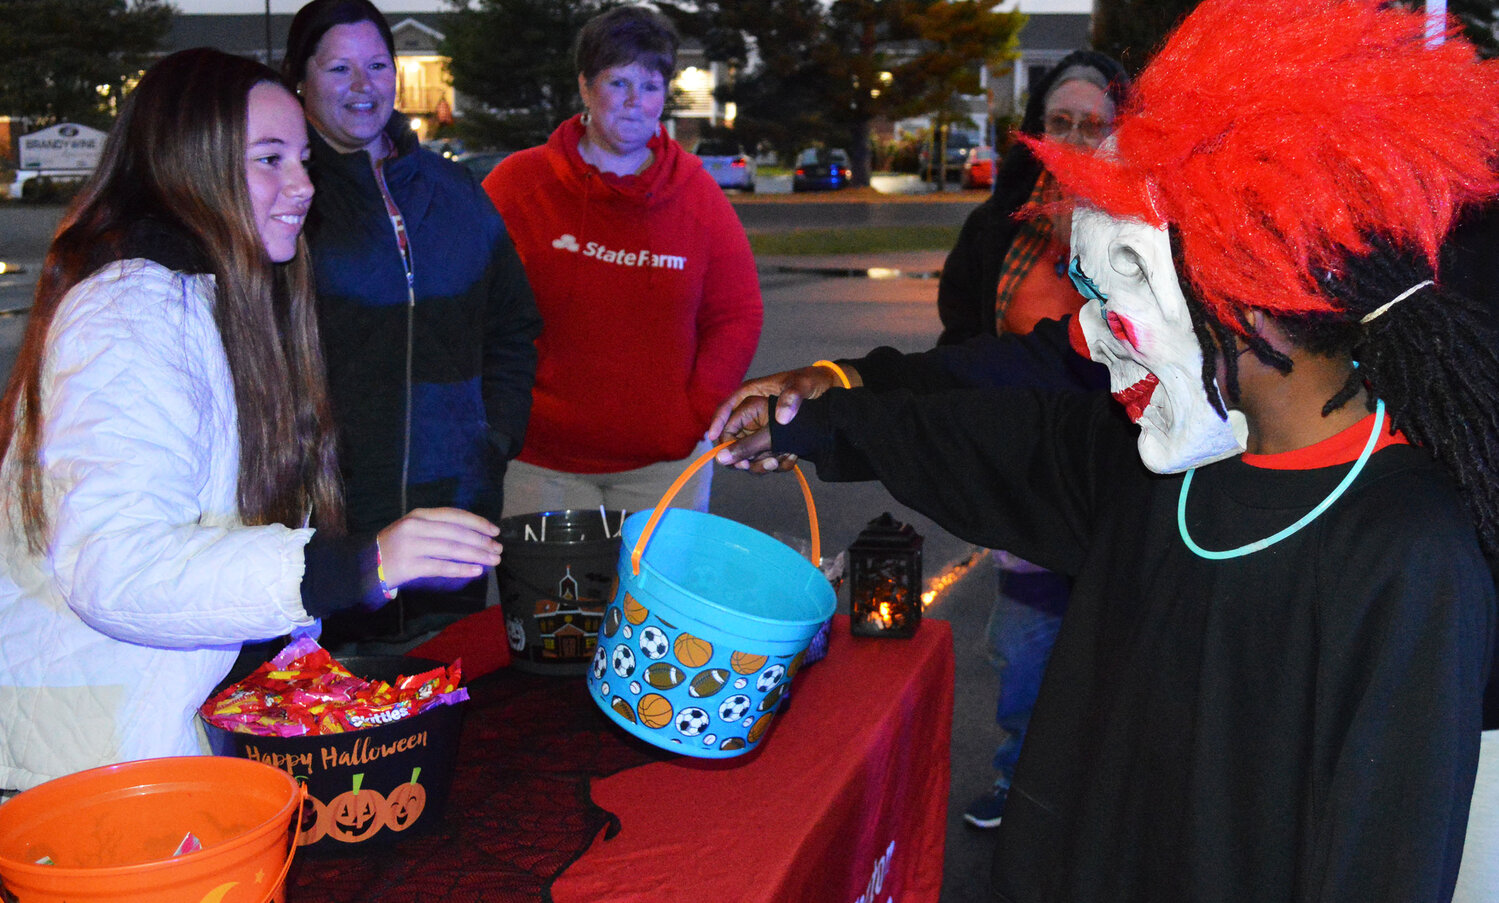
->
[937,50,1128,346]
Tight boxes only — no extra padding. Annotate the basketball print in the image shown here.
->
[730,651,768,675]
[674,632,714,668]
[637,693,674,729]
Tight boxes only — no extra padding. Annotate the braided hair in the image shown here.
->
[1185,233,1499,556]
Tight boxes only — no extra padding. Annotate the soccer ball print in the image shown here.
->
[611,644,637,678]
[718,694,752,723]
[675,706,711,736]
[755,664,786,693]
[639,626,669,659]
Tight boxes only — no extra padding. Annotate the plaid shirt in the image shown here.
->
[993,172,1064,335]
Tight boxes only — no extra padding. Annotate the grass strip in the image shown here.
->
[748,225,960,257]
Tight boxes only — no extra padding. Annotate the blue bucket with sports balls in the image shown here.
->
[587,445,836,758]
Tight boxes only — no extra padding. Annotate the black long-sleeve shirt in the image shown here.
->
[774,386,1493,903]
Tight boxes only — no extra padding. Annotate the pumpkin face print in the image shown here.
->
[325,773,387,843]
[385,767,427,832]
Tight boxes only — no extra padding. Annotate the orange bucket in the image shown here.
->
[0,755,303,903]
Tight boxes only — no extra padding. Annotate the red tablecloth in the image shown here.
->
[285,615,953,903]
[552,616,953,903]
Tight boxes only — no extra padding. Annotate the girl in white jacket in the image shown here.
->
[0,48,503,793]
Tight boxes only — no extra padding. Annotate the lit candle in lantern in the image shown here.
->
[848,513,923,638]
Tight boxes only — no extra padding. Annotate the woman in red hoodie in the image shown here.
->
[483,5,762,517]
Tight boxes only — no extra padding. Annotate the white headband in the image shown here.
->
[1360,279,1433,324]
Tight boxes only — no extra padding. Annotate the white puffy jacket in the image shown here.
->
[0,260,315,791]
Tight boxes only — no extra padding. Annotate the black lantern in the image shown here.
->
[848,512,923,638]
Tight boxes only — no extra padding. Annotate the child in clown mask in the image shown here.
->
[714,1,1499,900]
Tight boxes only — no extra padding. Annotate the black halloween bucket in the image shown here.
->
[204,655,465,855]
[496,509,623,675]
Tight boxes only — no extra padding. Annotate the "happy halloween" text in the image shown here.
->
[240,730,429,776]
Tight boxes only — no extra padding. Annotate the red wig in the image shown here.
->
[1029,0,1499,327]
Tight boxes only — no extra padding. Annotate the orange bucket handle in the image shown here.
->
[631,440,821,576]
[256,780,307,903]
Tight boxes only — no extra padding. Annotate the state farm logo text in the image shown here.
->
[551,234,686,270]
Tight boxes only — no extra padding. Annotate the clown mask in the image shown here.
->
[1068,205,1246,473]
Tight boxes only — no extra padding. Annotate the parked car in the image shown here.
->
[9,170,89,202]
[454,150,509,182]
[792,147,852,192]
[961,145,997,190]
[693,139,756,192]
[423,138,466,160]
[920,131,979,182]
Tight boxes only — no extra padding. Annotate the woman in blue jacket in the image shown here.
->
[283,0,543,644]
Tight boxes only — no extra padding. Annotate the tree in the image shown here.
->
[814,0,921,184]
[442,0,605,151]
[0,0,173,129]
[892,0,1023,185]
[664,0,845,166]
[678,0,1018,185]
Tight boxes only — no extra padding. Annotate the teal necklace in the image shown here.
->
[1176,398,1386,560]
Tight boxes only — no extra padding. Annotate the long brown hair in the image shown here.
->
[0,48,344,551]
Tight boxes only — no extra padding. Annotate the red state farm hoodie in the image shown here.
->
[484,115,762,474]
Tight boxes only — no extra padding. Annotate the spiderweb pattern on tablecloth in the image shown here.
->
[285,669,667,903]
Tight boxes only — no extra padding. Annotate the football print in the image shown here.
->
[644,662,686,690]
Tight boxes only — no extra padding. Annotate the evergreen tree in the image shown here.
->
[893,0,1023,184]
[0,0,172,129]
[665,0,840,167]
[442,0,605,151]
[675,0,1018,185]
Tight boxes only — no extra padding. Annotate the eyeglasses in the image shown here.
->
[1044,112,1109,144]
